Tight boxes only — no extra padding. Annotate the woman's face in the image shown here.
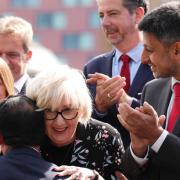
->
[0,78,7,100]
[44,100,81,147]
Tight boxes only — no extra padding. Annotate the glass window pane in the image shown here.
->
[79,33,94,50]
[52,13,67,29]
[37,13,67,29]
[37,14,51,28]
[63,33,94,51]
[63,34,79,49]
[11,0,41,8]
[62,0,92,7]
[80,0,92,6]
[62,0,78,7]
[88,11,100,28]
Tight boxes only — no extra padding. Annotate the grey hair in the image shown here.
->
[26,65,92,123]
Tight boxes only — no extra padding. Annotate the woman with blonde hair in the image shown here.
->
[26,65,125,179]
[0,57,14,100]
[0,57,14,148]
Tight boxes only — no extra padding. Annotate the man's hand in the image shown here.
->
[87,73,126,112]
[117,102,165,145]
[86,73,110,84]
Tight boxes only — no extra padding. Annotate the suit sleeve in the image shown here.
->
[120,147,144,179]
[150,133,180,174]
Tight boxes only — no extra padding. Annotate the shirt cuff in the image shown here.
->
[94,108,107,118]
[131,98,140,109]
[130,144,149,167]
[151,130,169,153]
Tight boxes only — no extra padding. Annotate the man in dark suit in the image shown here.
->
[0,95,67,180]
[83,0,153,148]
[118,2,180,179]
[0,16,33,94]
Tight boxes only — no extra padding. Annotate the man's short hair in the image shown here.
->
[123,0,149,14]
[0,95,44,147]
[138,1,180,45]
[0,16,33,52]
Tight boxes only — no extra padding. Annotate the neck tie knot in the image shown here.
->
[120,54,130,63]
[173,83,180,98]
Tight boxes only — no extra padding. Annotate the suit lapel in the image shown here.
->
[128,63,153,97]
[157,78,172,117]
[99,50,115,77]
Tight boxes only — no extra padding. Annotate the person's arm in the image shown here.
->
[117,102,165,177]
[150,133,180,174]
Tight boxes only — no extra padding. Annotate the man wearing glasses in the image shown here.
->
[0,16,33,94]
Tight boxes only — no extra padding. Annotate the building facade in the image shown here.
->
[0,0,172,69]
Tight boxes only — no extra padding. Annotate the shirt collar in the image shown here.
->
[115,42,143,63]
[14,73,29,94]
[171,77,180,91]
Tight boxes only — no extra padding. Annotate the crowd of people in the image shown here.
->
[0,0,179,180]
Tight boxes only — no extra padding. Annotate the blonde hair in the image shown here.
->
[0,58,14,96]
[26,65,92,122]
[0,16,33,51]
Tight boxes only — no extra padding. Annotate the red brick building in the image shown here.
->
[0,0,170,69]
[0,0,105,69]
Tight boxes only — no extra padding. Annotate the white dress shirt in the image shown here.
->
[112,42,143,84]
[14,73,29,94]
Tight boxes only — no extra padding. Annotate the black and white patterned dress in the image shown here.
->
[41,118,125,179]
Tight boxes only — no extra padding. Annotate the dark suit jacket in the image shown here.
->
[0,147,67,180]
[83,50,154,148]
[122,78,180,180]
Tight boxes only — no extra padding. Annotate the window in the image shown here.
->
[37,12,67,29]
[62,0,77,7]
[63,32,94,51]
[160,0,174,3]
[80,0,92,6]
[79,33,94,50]
[62,0,92,7]
[88,11,100,28]
[11,0,41,8]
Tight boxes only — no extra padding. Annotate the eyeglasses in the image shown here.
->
[45,108,79,121]
[0,52,22,61]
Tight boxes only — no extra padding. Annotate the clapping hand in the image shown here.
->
[87,73,126,112]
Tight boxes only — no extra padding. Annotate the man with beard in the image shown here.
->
[83,0,153,148]
[118,1,180,179]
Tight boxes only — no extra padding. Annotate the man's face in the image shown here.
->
[0,34,31,81]
[141,32,178,78]
[97,0,137,46]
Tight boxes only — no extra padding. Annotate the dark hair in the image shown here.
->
[138,1,180,45]
[0,95,45,148]
[123,0,149,14]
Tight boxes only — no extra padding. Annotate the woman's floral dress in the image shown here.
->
[41,118,125,179]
